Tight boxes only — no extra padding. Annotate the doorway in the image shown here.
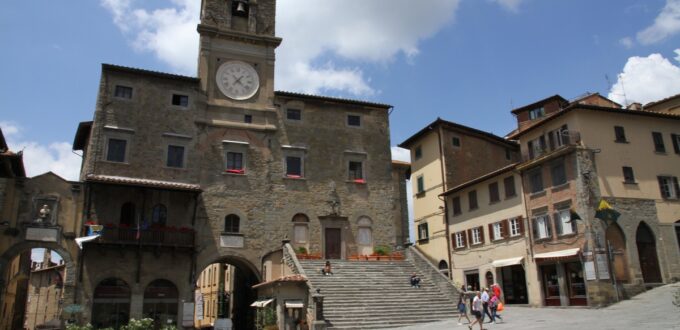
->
[541,265,561,306]
[465,271,480,291]
[499,265,528,304]
[606,223,629,282]
[636,223,662,283]
[324,228,342,259]
[565,262,586,306]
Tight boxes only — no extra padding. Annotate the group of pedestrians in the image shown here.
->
[457,284,504,329]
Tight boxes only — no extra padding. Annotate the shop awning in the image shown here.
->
[534,248,580,260]
[491,256,524,268]
[250,298,274,308]
[284,300,304,309]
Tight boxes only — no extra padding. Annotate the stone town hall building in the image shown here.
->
[0,0,409,328]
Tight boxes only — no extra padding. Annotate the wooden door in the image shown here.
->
[325,228,342,259]
[636,223,662,283]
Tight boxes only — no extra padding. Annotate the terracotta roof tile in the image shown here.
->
[86,174,201,192]
[252,274,307,289]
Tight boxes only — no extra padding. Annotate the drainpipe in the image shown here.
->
[435,124,453,278]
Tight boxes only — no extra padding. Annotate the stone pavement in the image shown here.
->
[392,282,680,330]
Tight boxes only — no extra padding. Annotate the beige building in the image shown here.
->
[24,251,66,330]
[508,92,680,306]
[398,119,519,276]
[194,263,235,328]
[441,166,540,305]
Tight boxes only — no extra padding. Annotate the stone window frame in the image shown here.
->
[346,113,362,128]
[453,231,467,249]
[417,222,429,242]
[451,196,462,216]
[414,145,422,160]
[451,135,462,149]
[468,190,478,211]
[509,217,522,237]
[622,166,636,184]
[292,213,310,245]
[162,133,192,169]
[504,175,517,199]
[284,100,305,124]
[657,175,680,199]
[113,85,134,100]
[356,216,373,247]
[282,145,307,179]
[652,131,666,153]
[223,140,249,175]
[553,207,577,237]
[416,175,425,195]
[224,214,240,234]
[614,125,628,143]
[528,106,545,120]
[103,126,134,164]
[167,89,194,111]
[344,150,367,183]
[528,166,544,194]
[550,157,567,187]
[469,226,484,246]
[532,213,552,241]
[488,181,500,204]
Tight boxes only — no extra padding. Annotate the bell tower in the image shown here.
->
[197,0,281,117]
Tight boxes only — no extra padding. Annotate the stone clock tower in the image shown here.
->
[197,0,282,126]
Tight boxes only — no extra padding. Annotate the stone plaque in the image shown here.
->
[220,234,244,248]
[26,227,59,242]
[584,261,596,281]
[182,302,195,326]
[596,253,610,279]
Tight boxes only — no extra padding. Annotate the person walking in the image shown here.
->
[480,287,493,323]
[490,291,503,324]
[468,291,483,330]
[457,285,471,325]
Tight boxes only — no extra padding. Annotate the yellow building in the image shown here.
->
[24,251,65,330]
[194,263,235,328]
[399,119,519,276]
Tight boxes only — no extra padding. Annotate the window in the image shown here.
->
[171,94,189,107]
[554,208,576,236]
[491,221,506,241]
[151,204,167,225]
[528,107,545,120]
[549,125,569,150]
[504,176,516,198]
[347,114,361,127]
[622,166,635,183]
[532,214,551,240]
[114,85,133,99]
[106,138,127,162]
[244,114,253,123]
[417,222,429,241]
[357,217,372,246]
[451,196,461,216]
[652,132,665,153]
[468,190,478,210]
[509,217,522,237]
[224,214,240,233]
[489,182,500,203]
[292,214,309,244]
[166,145,185,168]
[414,146,422,160]
[285,156,303,178]
[505,148,512,160]
[658,176,680,199]
[470,227,484,245]
[287,108,302,121]
[226,152,244,173]
[454,231,467,249]
[528,167,543,193]
[528,136,547,159]
[614,126,627,142]
[348,161,364,181]
[672,134,680,154]
[551,159,567,186]
[452,136,461,148]
[416,175,425,194]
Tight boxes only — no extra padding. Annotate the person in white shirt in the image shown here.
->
[480,287,493,323]
[468,291,483,330]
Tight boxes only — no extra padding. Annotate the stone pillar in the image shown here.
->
[312,293,326,330]
[129,291,144,319]
[556,263,569,306]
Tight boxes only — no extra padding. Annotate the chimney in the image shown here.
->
[627,102,642,110]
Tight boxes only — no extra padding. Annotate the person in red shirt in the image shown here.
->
[492,283,502,301]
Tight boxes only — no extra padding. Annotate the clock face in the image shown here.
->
[216,61,260,100]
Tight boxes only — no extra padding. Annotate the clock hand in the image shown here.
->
[234,75,244,85]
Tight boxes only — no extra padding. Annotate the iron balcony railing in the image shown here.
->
[82,226,194,247]
[523,130,581,162]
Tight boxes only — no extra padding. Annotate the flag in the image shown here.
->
[567,209,582,223]
[594,199,620,222]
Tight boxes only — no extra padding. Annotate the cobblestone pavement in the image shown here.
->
[392,282,680,330]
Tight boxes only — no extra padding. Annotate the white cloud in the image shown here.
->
[619,37,634,48]
[391,146,410,163]
[608,51,680,105]
[490,0,525,12]
[636,0,680,45]
[391,146,414,242]
[0,122,81,181]
[100,0,460,96]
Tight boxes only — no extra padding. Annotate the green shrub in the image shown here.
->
[121,318,154,330]
[374,246,390,256]
[297,246,308,254]
[66,324,94,330]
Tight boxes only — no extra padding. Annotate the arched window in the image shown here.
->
[636,222,662,283]
[120,202,135,227]
[92,278,130,329]
[357,216,373,255]
[224,214,240,233]
[292,213,310,244]
[438,260,449,277]
[485,271,494,288]
[151,204,167,226]
[143,279,178,328]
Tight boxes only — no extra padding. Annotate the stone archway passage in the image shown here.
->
[636,223,662,283]
[606,223,629,282]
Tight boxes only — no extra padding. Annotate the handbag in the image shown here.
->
[458,302,466,313]
[497,302,504,312]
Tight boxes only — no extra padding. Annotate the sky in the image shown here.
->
[2,0,680,238]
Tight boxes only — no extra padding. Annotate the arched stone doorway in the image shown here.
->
[606,223,629,282]
[438,260,449,277]
[635,222,662,283]
[143,279,178,328]
[195,256,260,330]
[91,278,131,329]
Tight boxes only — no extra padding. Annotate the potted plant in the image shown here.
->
[374,246,390,260]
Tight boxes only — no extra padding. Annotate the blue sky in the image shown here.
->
[2,0,680,181]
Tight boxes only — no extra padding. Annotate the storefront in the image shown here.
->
[535,248,586,307]
[492,257,528,304]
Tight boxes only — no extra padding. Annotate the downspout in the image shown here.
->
[435,125,453,279]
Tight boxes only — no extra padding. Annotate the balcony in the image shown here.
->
[523,130,581,162]
[81,225,194,248]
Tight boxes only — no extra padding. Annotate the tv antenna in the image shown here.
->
[605,74,628,106]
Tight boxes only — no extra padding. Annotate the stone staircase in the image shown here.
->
[299,259,458,329]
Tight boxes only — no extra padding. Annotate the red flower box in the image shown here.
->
[353,179,366,184]
[286,174,301,179]
[225,169,245,174]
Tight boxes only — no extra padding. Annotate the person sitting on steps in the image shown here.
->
[410,272,421,288]
[321,260,333,276]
